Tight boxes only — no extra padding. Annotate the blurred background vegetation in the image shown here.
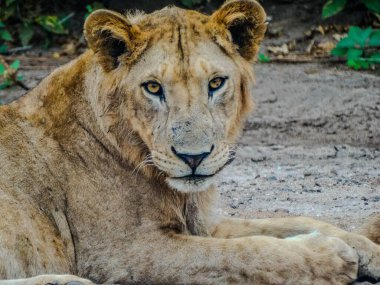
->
[0,0,379,91]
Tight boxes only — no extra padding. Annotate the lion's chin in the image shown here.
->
[166,175,216,193]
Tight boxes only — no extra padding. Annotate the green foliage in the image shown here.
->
[180,0,205,8]
[0,0,19,52]
[18,22,34,46]
[322,0,380,19]
[0,45,7,53]
[361,0,380,14]
[331,26,380,70]
[0,20,13,50]
[0,1,102,50]
[0,0,16,21]
[258,53,271,63]
[9,59,20,70]
[0,59,23,90]
[35,16,68,35]
[322,0,347,19]
[0,29,13,41]
[85,2,105,19]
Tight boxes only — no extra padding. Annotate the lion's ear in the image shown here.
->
[210,0,267,62]
[84,9,141,71]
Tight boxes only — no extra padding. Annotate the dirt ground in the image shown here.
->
[219,63,380,232]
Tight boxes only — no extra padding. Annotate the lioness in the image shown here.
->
[0,1,379,284]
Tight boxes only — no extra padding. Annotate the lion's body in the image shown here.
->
[0,53,217,282]
[0,2,379,284]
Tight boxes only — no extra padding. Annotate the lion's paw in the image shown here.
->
[344,233,380,283]
[287,232,359,284]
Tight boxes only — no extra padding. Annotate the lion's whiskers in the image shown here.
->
[132,154,154,178]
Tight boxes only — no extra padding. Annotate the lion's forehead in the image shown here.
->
[127,39,236,87]
[133,7,209,31]
[123,7,239,84]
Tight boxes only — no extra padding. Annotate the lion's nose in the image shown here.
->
[171,146,214,174]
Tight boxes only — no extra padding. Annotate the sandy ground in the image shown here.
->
[217,63,379,233]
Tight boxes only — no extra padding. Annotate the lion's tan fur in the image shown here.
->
[0,1,379,284]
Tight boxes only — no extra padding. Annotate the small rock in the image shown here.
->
[274,208,290,214]
[280,188,294,192]
[251,156,267,163]
[267,176,277,181]
[303,189,322,193]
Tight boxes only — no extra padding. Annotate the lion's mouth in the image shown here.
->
[171,155,236,181]
[172,174,214,181]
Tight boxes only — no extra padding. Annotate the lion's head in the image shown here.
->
[83,0,266,193]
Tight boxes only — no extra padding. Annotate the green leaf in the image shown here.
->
[0,29,13,41]
[322,0,347,19]
[331,47,347,56]
[367,53,380,63]
[43,37,51,49]
[359,61,369,69]
[36,16,68,35]
[258,53,271,63]
[0,64,5,75]
[85,2,104,19]
[86,5,93,13]
[359,27,372,47]
[336,37,356,48]
[0,22,5,28]
[18,23,34,46]
[347,58,371,70]
[361,0,380,14]
[369,29,380,46]
[0,79,12,89]
[5,0,17,6]
[0,4,16,20]
[180,0,204,8]
[347,26,363,40]
[346,48,363,60]
[0,44,8,54]
[347,26,372,47]
[347,59,361,70]
[10,59,20,70]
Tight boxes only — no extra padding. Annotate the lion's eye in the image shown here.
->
[142,81,164,97]
[208,77,227,95]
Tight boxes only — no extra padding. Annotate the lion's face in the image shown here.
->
[126,40,241,192]
[84,1,266,192]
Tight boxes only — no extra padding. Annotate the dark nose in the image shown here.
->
[171,146,214,174]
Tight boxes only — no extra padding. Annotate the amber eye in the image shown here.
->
[208,77,227,95]
[142,81,164,97]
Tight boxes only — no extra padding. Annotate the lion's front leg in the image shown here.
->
[211,216,380,282]
[0,191,82,284]
[116,232,358,285]
[211,216,354,239]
